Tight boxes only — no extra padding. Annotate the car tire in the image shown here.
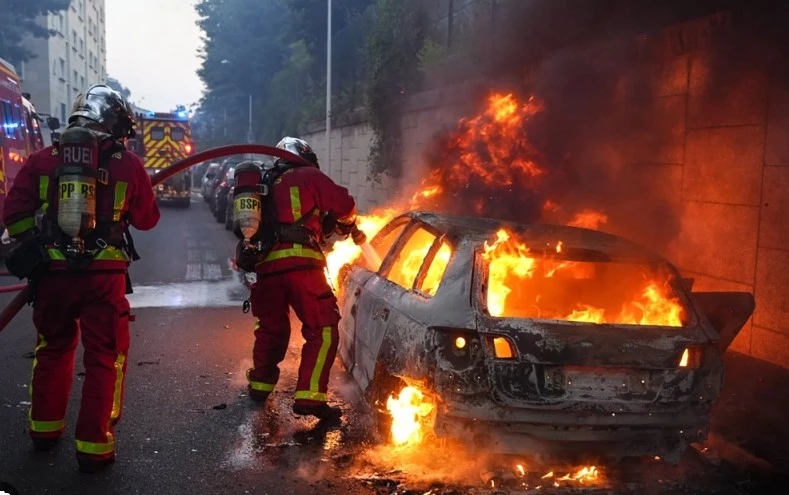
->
[365,364,407,443]
[216,204,225,223]
[224,205,233,230]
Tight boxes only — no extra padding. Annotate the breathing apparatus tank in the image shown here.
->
[56,127,101,253]
[232,161,264,246]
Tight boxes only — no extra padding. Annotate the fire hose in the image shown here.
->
[0,144,314,334]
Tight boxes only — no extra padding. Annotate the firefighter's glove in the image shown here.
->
[235,241,259,273]
[333,220,355,238]
[321,215,337,238]
[5,234,47,280]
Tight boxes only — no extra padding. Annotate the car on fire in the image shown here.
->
[336,211,754,461]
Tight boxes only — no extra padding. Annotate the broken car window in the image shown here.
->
[368,222,408,272]
[483,251,686,327]
[415,241,451,297]
[384,227,438,290]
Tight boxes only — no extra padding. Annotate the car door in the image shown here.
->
[351,221,452,390]
[339,219,409,386]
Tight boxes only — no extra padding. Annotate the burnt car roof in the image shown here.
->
[402,211,665,263]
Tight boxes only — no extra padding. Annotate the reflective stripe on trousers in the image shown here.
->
[294,326,333,402]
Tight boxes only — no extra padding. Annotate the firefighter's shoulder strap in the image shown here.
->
[262,165,317,245]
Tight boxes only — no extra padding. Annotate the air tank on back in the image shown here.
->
[56,126,99,250]
[232,161,263,244]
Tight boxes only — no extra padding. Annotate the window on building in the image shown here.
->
[79,38,84,55]
[89,51,94,68]
[58,13,64,33]
[61,103,67,123]
[80,76,85,89]
[73,70,78,85]
[72,30,77,45]
[59,58,65,77]
[52,60,58,76]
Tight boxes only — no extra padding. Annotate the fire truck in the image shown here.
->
[127,109,194,208]
[1,57,48,249]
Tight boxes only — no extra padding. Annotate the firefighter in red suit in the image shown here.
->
[245,137,356,421]
[2,85,160,473]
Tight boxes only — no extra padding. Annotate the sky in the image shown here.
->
[105,0,205,112]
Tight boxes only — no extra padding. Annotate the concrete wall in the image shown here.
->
[302,15,789,369]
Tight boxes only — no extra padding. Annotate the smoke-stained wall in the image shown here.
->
[303,12,789,369]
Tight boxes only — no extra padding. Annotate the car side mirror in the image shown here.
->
[50,131,61,142]
[46,117,60,131]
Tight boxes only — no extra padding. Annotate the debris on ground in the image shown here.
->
[137,360,160,366]
[212,403,228,410]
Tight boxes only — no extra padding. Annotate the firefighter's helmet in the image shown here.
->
[69,85,136,139]
[275,137,319,169]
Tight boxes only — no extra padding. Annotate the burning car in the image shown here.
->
[335,211,754,462]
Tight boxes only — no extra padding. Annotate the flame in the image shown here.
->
[325,209,397,287]
[482,229,685,327]
[568,209,609,230]
[483,229,536,317]
[386,386,434,446]
[566,305,606,324]
[559,466,599,483]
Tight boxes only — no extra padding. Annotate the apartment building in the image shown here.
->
[18,0,107,129]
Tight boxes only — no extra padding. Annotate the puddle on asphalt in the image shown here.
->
[128,277,249,308]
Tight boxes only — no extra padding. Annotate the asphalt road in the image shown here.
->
[0,195,786,495]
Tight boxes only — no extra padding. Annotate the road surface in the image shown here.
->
[0,195,786,495]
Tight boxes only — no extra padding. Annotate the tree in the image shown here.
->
[193,0,375,146]
[0,0,69,64]
[106,76,132,100]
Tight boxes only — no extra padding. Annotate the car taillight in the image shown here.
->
[485,335,517,360]
[678,347,703,369]
[184,143,193,154]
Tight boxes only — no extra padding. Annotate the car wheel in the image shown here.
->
[216,203,225,223]
[224,204,233,230]
[365,364,407,443]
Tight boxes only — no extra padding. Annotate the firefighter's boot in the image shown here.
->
[292,403,342,422]
[32,437,59,452]
[77,453,115,474]
[248,387,270,403]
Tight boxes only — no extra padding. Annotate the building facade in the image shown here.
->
[18,0,106,129]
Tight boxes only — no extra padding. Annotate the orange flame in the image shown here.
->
[325,209,397,287]
[482,228,685,327]
[568,209,609,230]
[386,386,434,446]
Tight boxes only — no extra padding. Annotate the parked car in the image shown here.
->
[201,162,220,202]
[213,165,236,224]
[207,158,238,213]
[336,211,754,462]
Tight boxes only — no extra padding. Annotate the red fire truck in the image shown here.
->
[1,57,48,246]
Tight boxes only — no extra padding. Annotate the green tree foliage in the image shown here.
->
[194,0,374,149]
[0,0,69,64]
[365,0,428,178]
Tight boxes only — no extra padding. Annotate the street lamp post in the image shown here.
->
[325,0,332,175]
